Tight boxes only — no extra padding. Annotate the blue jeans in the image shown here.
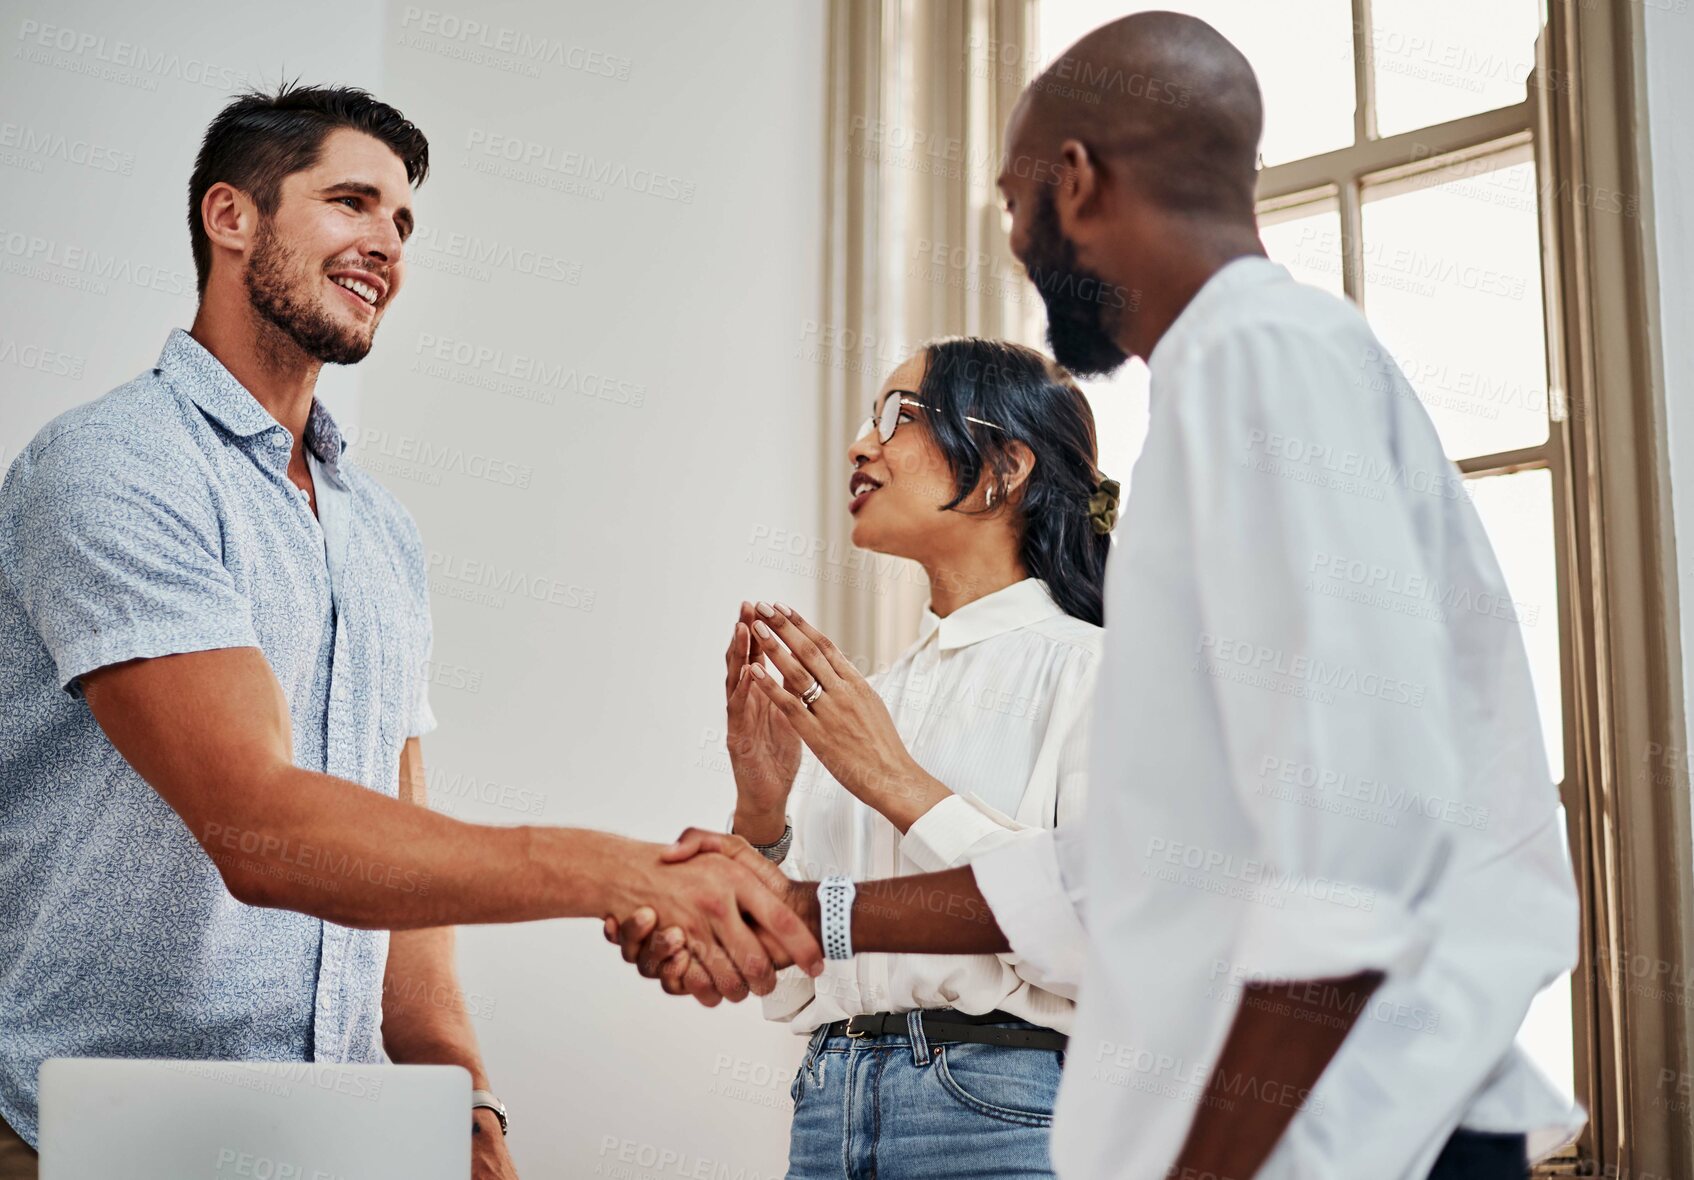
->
[786,1011,1062,1179]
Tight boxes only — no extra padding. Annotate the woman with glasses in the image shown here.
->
[612,337,1119,1178]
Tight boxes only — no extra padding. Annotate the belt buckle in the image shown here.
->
[845,1016,871,1039]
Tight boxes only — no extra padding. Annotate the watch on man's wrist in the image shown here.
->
[818,875,856,960]
[471,1088,508,1136]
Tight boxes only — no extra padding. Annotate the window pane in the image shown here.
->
[1517,874,1577,1101]
[1076,361,1151,502]
[1038,1,1355,166]
[1468,467,1572,1103]
[1361,146,1550,459]
[1259,195,1346,299]
[1468,469,1563,783]
[1370,0,1545,137]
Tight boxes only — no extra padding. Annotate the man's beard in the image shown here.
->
[245,220,376,366]
[1023,190,1130,377]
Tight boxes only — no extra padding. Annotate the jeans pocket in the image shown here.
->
[932,1043,1060,1127]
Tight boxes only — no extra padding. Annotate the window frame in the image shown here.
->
[1248,0,1692,1173]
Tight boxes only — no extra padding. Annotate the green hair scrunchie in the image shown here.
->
[1088,476,1121,535]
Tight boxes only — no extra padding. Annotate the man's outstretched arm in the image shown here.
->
[780,865,1011,955]
[84,649,821,997]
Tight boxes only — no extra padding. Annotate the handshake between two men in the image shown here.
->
[601,829,1011,1005]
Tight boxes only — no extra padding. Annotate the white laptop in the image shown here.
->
[38,1059,469,1179]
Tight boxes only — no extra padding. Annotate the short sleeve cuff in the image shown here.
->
[902,793,1022,872]
[54,623,260,699]
[410,683,438,738]
[1230,889,1432,984]
[973,829,1088,994]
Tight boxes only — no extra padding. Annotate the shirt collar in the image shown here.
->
[305,399,348,478]
[916,578,1065,652]
[158,328,348,475]
[1147,254,1289,376]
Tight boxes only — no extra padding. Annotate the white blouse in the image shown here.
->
[762,576,1101,1035]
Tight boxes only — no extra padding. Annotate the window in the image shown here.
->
[1033,2,1587,1169]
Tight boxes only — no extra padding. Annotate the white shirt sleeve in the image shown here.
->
[971,823,1089,997]
[902,641,1096,996]
[902,642,1098,872]
[1178,322,1458,985]
[901,792,1027,871]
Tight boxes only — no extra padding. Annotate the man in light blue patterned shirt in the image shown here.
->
[0,85,820,1178]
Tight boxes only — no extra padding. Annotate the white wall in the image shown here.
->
[1,1,826,1174]
[365,3,827,1176]
[1643,2,1694,804]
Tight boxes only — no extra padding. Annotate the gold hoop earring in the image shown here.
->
[986,485,997,509]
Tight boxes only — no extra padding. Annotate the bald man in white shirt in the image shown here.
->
[628,13,1580,1180]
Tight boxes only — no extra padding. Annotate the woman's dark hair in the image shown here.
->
[188,81,430,295]
[914,337,1112,626]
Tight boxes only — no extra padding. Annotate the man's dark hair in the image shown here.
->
[188,81,430,295]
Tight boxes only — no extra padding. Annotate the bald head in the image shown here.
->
[1016,11,1263,219]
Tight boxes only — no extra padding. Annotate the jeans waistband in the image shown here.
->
[811,1010,1067,1057]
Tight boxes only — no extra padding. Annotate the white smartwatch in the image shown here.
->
[818,875,856,960]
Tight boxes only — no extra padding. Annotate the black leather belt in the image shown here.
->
[824,1009,1067,1053]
